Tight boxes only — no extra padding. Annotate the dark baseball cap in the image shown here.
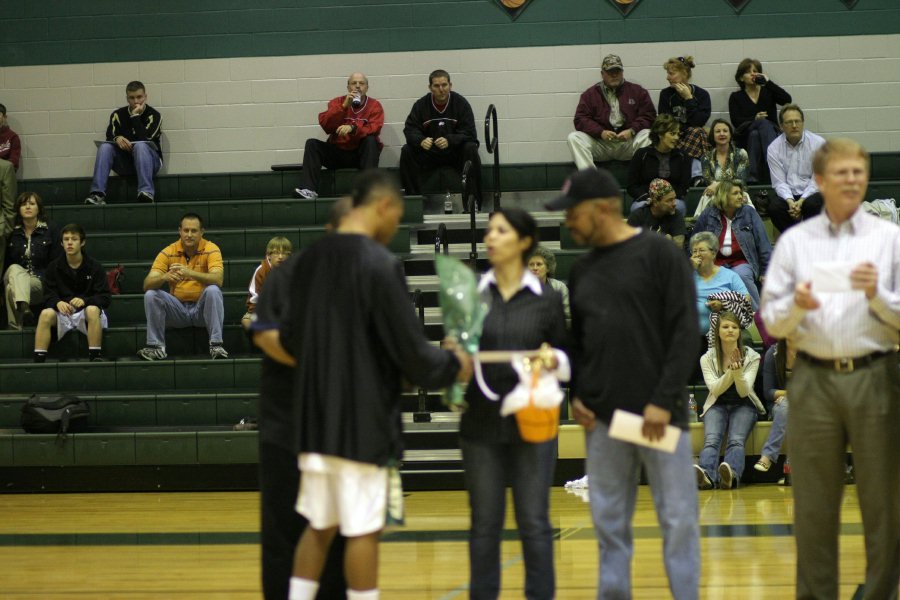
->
[545,168,622,211]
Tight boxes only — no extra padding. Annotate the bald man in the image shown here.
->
[294,73,385,200]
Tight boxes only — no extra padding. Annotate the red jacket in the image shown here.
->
[573,81,656,140]
[0,126,21,170]
[319,96,384,151]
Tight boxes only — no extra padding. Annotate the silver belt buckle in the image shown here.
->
[834,358,854,373]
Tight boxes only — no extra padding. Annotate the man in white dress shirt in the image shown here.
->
[761,138,900,600]
[766,104,826,232]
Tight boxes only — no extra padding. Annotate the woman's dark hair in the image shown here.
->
[649,114,679,145]
[491,207,538,264]
[774,339,788,389]
[13,192,47,226]
[734,58,763,89]
[706,118,734,147]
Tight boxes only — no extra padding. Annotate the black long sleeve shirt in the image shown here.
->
[42,253,111,311]
[403,91,479,150]
[106,105,163,161]
[568,231,699,429]
[281,234,460,465]
[460,275,568,443]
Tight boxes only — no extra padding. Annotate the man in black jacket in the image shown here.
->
[33,223,110,362]
[85,80,163,205]
[399,70,483,211]
[547,168,700,600]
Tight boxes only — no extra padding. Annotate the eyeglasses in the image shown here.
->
[782,119,803,126]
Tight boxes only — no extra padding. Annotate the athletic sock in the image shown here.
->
[33,350,47,363]
[288,577,319,600]
[347,589,379,600]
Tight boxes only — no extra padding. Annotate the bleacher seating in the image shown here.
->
[2,153,898,491]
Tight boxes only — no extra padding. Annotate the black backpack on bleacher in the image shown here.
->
[21,394,90,436]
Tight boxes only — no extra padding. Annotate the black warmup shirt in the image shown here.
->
[251,259,296,452]
[281,234,460,465]
[569,230,699,429]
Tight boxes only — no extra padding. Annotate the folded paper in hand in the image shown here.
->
[608,409,681,454]
[810,261,855,294]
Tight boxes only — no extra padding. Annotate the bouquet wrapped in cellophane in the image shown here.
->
[435,254,488,410]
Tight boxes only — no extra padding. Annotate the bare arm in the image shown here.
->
[253,330,296,367]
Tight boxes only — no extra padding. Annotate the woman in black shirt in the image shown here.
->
[461,207,568,600]
[728,58,792,183]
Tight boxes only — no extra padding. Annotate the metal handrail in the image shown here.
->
[461,160,477,262]
[434,223,449,255]
[412,288,431,423]
[484,104,501,210]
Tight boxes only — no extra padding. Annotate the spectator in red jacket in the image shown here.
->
[294,73,384,200]
[0,103,21,272]
[567,54,656,168]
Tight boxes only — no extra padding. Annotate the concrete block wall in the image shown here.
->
[3,0,899,181]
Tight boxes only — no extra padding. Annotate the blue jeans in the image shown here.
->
[723,262,760,310]
[760,398,788,464]
[91,141,161,197]
[585,423,699,600]
[744,120,778,183]
[144,286,224,346]
[699,403,758,485]
[460,437,557,600]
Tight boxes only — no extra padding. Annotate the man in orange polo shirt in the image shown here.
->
[139,212,226,360]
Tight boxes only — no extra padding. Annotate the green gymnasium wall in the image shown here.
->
[3,0,900,67]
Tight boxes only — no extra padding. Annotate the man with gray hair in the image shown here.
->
[294,73,384,200]
[567,54,656,168]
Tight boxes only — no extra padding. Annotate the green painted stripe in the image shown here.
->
[2,1,899,67]
[0,522,866,547]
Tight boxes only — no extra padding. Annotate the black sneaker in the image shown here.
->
[85,192,106,205]
[137,192,154,203]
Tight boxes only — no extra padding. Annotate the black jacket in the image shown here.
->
[403,91,479,150]
[627,145,693,200]
[4,222,60,278]
[42,253,111,311]
[106,105,163,161]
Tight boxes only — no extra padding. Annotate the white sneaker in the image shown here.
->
[209,345,229,360]
[293,188,318,200]
[564,475,589,489]
[718,462,735,489]
[138,346,167,361]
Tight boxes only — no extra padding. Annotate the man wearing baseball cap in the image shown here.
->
[567,54,656,168]
[549,168,700,599]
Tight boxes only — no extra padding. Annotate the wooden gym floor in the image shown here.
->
[0,485,870,599]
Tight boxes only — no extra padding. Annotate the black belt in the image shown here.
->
[797,350,895,373]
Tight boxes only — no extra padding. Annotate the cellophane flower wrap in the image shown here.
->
[435,254,487,410]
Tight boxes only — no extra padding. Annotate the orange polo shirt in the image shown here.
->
[150,238,223,303]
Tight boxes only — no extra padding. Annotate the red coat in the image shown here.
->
[573,81,656,139]
[0,126,21,170]
[319,96,384,151]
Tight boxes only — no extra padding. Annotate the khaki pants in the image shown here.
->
[566,129,651,169]
[0,158,17,271]
[3,264,42,329]
[788,353,900,600]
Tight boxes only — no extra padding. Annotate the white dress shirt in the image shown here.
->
[767,130,826,200]
[761,207,900,359]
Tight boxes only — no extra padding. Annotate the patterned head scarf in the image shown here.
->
[648,178,675,201]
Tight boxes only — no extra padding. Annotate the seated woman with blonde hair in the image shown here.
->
[692,179,771,310]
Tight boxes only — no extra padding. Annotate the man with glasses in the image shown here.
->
[766,104,825,232]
